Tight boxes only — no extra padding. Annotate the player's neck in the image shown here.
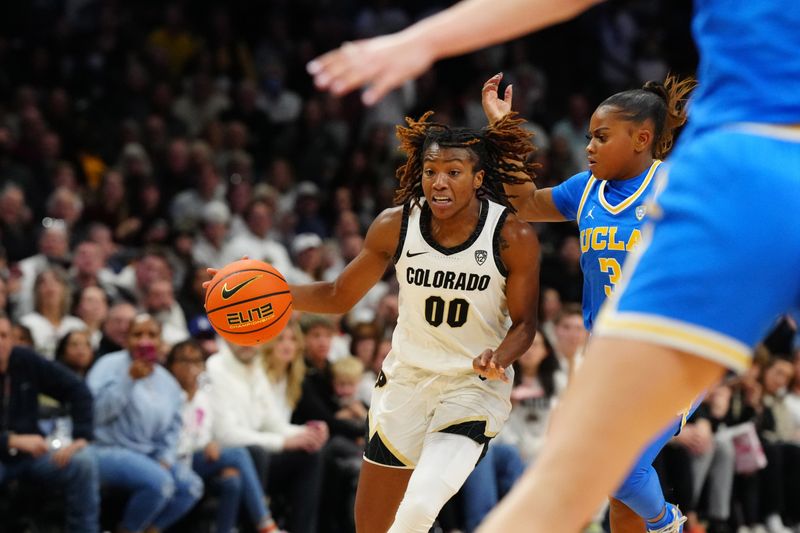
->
[620,157,655,181]
[429,198,482,247]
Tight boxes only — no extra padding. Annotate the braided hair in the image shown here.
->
[393,111,538,212]
[600,75,696,159]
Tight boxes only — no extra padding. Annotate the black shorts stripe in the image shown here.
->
[364,431,407,468]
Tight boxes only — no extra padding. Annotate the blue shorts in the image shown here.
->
[595,125,800,373]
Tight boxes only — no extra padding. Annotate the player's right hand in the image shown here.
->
[307,33,435,106]
[482,73,514,124]
[473,349,510,382]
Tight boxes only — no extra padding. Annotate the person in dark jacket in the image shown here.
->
[0,312,99,533]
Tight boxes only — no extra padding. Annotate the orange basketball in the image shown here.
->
[204,259,293,346]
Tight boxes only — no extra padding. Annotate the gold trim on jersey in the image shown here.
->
[576,176,597,220]
[729,122,800,142]
[597,160,662,215]
[594,311,751,373]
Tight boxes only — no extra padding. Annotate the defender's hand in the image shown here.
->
[307,34,435,106]
[482,73,513,124]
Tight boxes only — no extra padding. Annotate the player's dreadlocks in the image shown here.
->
[393,111,538,212]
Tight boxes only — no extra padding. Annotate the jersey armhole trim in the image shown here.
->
[575,176,597,220]
[492,208,510,277]
[392,202,411,264]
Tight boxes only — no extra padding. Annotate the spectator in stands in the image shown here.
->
[74,286,109,350]
[0,313,99,533]
[97,301,137,357]
[755,356,798,532]
[69,240,118,299]
[15,222,71,317]
[167,340,281,533]
[88,314,203,533]
[84,170,131,236]
[170,161,226,230]
[221,198,292,273]
[55,329,95,378]
[262,320,307,422]
[685,384,736,533]
[358,336,392,408]
[552,303,587,379]
[0,182,36,262]
[207,339,326,533]
[141,278,189,346]
[20,266,86,359]
[115,247,172,304]
[186,315,219,360]
[192,200,231,269]
[288,232,325,284]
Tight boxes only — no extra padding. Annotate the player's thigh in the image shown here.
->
[365,368,437,468]
[609,497,645,533]
[355,460,413,533]
[597,130,800,373]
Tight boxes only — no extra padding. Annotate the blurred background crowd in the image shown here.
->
[0,1,798,533]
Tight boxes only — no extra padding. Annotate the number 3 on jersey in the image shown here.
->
[598,257,622,297]
[424,296,469,328]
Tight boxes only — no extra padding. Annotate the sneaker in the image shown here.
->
[647,503,688,533]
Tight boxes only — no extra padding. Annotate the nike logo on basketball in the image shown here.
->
[221,276,262,299]
[406,250,428,258]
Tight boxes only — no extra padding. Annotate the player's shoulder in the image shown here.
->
[365,204,407,256]
[498,210,539,249]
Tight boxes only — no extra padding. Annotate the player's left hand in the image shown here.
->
[307,33,435,106]
[473,349,509,382]
[481,73,513,124]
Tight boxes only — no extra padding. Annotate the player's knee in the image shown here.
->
[395,478,459,528]
[614,469,648,502]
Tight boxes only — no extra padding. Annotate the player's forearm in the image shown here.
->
[504,178,538,216]
[494,320,538,370]
[406,0,602,62]
[289,282,356,314]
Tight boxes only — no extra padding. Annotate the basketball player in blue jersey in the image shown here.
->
[211,114,542,533]
[482,73,694,533]
[306,0,800,531]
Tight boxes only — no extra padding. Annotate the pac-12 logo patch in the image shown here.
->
[475,250,487,265]
[635,205,647,221]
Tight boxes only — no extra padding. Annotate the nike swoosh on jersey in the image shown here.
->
[221,275,262,299]
[406,250,428,258]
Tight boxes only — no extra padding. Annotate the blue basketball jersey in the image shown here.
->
[688,0,800,134]
[551,161,662,330]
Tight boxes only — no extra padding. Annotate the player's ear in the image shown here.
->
[634,125,653,153]
[473,169,485,190]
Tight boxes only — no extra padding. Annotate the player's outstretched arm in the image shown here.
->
[289,207,402,314]
[308,0,603,105]
[481,73,565,223]
[474,214,540,380]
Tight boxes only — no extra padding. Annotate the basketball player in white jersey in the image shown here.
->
[287,112,541,533]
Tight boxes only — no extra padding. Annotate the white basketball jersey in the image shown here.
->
[389,198,511,375]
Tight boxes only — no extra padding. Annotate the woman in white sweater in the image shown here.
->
[206,339,327,533]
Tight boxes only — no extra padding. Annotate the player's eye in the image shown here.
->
[449,169,461,177]
[423,168,435,177]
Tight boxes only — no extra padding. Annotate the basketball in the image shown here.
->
[204,259,293,346]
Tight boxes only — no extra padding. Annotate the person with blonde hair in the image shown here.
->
[261,320,307,422]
